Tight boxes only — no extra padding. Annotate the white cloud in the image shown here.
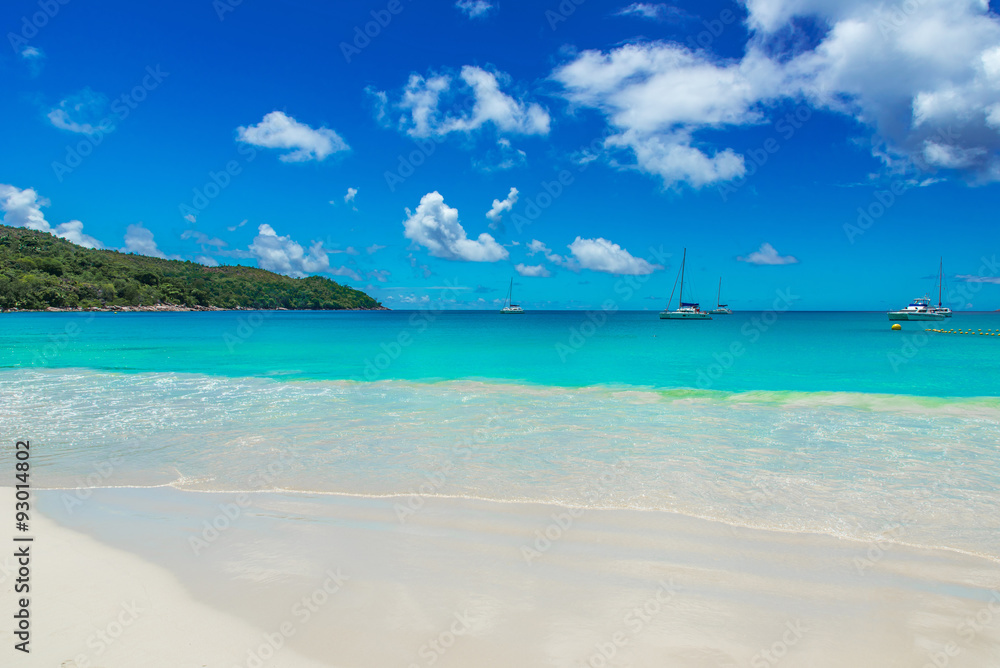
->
[236,111,349,162]
[181,230,228,250]
[54,220,104,249]
[738,242,798,265]
[249,224,355,279]
[526,238,577,270]
[184,214,197,224]
[567,236,663,275]
[485,187,518,229]
[47,89,112,135]
[956,274,1000,284]
[0,184,103,248]
[614,3,687,21]
[403,191,508,262]
[344,187,358,204]
[20,46,43,59]
[455,0,493,18]
[227,219,249,232]
[394,66,550,138]
[553,1,1000,185]
[196,255,220,267]
[366,244,386,254]
[123,223,170,258]
[515,263,551,277]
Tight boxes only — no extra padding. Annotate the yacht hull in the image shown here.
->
[659,312,713,320]
[887,312,945,321]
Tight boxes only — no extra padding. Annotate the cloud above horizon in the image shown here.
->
[237,111,349,162]
[379,66,550,139]
[553,0,1000,187]
[738,242,798,265]
[0,184,104,249]
[403,191,508,262]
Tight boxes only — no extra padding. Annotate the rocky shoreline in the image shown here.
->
[4,304,390,313]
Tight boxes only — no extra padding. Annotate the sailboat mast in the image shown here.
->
[678,248,687,309]
[507,278,513,307]
[938,257,943,307]
[717,277,721,308]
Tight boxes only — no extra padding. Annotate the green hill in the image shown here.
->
[0,225,383,311]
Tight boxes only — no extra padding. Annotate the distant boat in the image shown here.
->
[500,278,524,314]
[708,277,732,315]
[660,249,712,320]
[888,296,945,321]
[930,257,952,317]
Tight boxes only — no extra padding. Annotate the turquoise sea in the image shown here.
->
[3,310,1000,559]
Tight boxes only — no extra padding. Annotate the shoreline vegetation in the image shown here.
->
[0,224,385,312]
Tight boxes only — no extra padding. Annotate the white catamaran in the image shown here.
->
[708,277,732,315]
[500,278,524,314]
[660,249,712,320]
[887,296,945,321]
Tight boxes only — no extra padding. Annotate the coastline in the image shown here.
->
[20,486,1000,667]
[1,304,390,313]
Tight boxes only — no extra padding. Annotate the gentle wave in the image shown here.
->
[4,367,1000,560]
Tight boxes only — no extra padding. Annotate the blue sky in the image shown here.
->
[2,0,999,310]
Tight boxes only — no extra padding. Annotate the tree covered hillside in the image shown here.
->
[0,225,383,310]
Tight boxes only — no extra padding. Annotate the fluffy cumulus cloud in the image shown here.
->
[387,66,550,138]
[248,224,360,279]
[455,0,493,19]
[567,237,663,275]
[403,191,508,262]
[0,184,103,248]
[344,187,358,204]
[515,263,551,277]
[123,223,171,258]
[738,242,798,265]
[237,111,349,162]
[47,89,112,135]
[553,0,1000,186]
[485,187,518,229]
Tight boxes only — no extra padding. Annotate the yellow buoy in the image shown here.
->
[891,323,902,331]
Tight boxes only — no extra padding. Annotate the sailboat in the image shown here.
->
[659,249,712,320]
[930,257,952,317]
[708,278,732,315]
[500,278,524,314]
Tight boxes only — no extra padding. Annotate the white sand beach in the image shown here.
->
[7,486,1000,667]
